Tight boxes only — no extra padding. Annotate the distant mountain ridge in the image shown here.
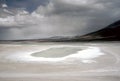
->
[0,20,120,42]
[78,20,120,41]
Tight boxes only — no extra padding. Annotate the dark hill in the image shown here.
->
[0,20,120,42]
[78,20,120,41]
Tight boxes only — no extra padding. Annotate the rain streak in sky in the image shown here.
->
[0,0,120,40]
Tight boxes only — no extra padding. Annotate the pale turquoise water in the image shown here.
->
[32,47,81,58]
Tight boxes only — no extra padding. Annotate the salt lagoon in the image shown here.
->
[0,42,120,81]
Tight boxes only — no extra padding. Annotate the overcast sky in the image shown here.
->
[0,0,120,40]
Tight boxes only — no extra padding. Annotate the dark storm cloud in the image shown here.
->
[33,0,120,35]
[0,0,120,40]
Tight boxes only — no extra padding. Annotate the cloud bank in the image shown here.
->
[0,0,120,40]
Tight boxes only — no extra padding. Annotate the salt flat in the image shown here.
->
[0,42,120,81]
